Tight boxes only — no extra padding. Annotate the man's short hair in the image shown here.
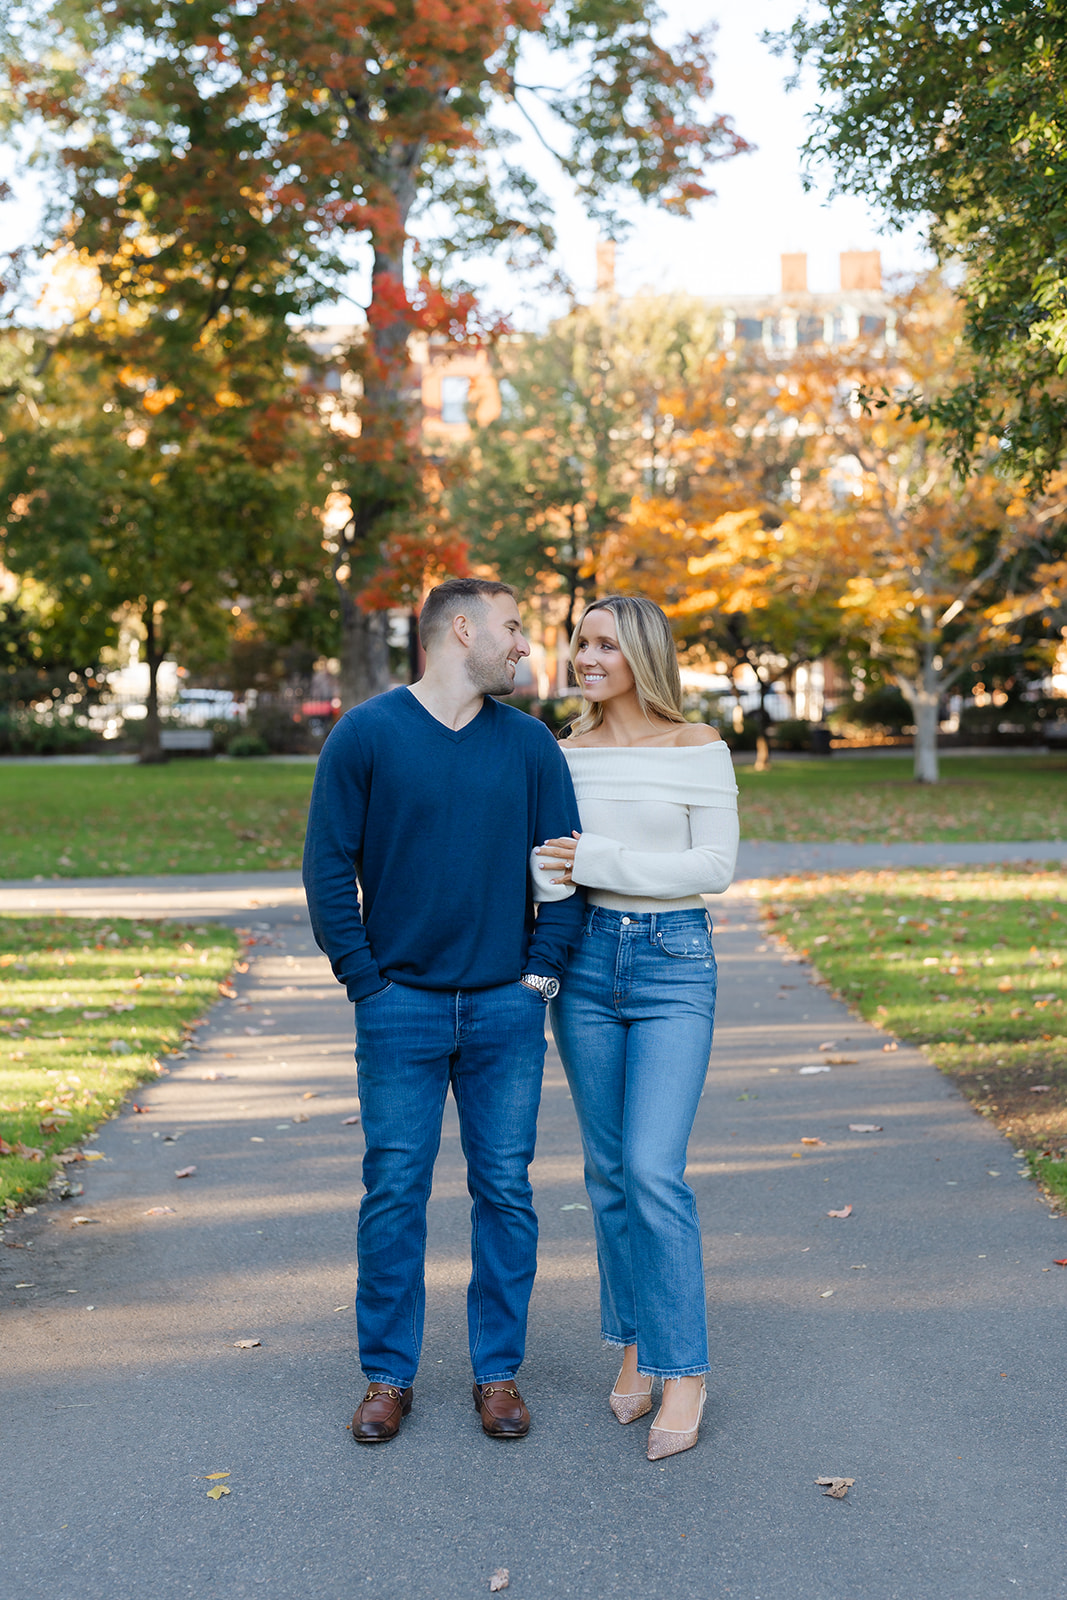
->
[418,577,516,650]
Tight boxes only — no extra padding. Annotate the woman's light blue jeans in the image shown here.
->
[550,907,717,1378]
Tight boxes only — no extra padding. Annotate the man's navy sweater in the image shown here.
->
[303,688,585,1001]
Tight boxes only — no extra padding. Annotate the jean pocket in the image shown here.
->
[655,930,714,961]
[356,982,395,1006]
[517,981,548,1004]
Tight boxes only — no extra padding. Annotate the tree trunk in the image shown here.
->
[912,693,940,783]
[337,584,391,709]
[139,600,167,764]
[753,669,772,771]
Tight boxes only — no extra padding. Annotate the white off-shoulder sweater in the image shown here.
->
[532,742,740,914]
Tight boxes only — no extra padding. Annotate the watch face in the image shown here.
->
[543,978,560,1000]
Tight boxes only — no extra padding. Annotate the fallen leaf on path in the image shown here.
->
[218,985,238,999]
[818,1042,837,1051]
[849,1124,883,1133]
[200,1071,230,1081]
[342,1115,360,1125]
[800,1066,831,1075]
[561,1203,588,1210]
[489,1571,509,1593]
[816,1477,854,1499]
[83,1150,106,1161]
[800,1137,827,1147]
[71,1215,99,1226]
[820,1289,834,1298]
[234,1338,261,1349]
[292,1113,310,1123]
[1054,1260,1067,1268]
[203,1473,230,1481]
[825,1056,857,1065]
[302,1092,319,1099]
[174,1166,197,1179]
[206,1486,231,1500]
[882,1042,898,1052]
[827,1205,853,1219]
[144,1206,175,1215]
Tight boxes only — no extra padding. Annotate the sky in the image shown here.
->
[1,0,932,327]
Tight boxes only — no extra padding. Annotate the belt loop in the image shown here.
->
[649,912,657,945]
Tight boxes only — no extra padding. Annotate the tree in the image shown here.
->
[1,298,326,758]
[2,0,749,705]
[451,293,723,630]
[778,1,1067,483]
[772,277,1067,782]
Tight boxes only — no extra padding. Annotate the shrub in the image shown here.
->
[0,711,99,755]
[227,731,271,758]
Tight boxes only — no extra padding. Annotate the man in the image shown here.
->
[303,578,584,1444]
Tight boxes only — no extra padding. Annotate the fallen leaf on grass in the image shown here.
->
[489,1571,509,1593]
[849,1124,883,1133]
[816,1477,854,1499]
[144,1206,175,1215]
[801,1137,827,1147]
[15,1142,45,1161]
[203,1472,230,1481]
[174,1166,197,1179]
[234,1338,261,1349]
[1029,1086,1051,1094]
[206,1486,231,1500]
[827,1205,853,1219]
[342,1115,360,1125]
[996,977,1014,992]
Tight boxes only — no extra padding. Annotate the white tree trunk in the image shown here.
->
[912,693,940,784]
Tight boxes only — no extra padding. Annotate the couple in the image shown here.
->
[303,578,739,1462]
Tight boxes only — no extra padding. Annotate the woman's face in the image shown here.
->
[573,609,636,705]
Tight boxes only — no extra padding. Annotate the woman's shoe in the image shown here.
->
[609,1371,654,1424]
[646,1381,706,1460]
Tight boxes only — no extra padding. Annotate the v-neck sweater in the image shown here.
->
[303,687,585,999]
[532,742,739,914]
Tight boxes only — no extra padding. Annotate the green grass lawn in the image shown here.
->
[0,752,1063,881]
[0,761,314,878]
[0,915,238,1211]
[758,864,1067,1206]
[737,753,1067,842]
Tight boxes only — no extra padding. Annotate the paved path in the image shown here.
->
[2,865,1065,1599]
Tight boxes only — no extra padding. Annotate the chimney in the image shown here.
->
[840,250,881,291]
[780,252,807,294]
[595,238,616,295]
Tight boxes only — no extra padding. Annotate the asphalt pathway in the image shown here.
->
[2,861,1065,1600]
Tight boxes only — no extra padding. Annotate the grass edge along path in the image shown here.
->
[753,864,1067,1210]
[0,915,240,1213]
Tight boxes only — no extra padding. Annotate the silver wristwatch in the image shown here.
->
[520,973,560,1001]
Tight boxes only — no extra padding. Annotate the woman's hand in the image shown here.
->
[536,831,581,885]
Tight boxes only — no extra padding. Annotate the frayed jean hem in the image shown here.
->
[601,1333,633,1351]
[636,1363,709,1380]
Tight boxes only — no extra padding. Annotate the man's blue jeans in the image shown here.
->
[352,980,548,1389]
[550,908,717,1378]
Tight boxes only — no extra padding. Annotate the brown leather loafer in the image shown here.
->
[472,1381,530,1439]
[351,1383,413,1444]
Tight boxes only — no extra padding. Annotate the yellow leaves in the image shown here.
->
[206,1485,231,1500]
[214,388,242,409]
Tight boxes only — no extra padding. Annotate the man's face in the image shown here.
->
[464,594,530,696]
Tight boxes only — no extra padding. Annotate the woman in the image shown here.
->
[533,595,738,1460]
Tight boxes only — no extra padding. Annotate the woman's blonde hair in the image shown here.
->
[566,594,685,739]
